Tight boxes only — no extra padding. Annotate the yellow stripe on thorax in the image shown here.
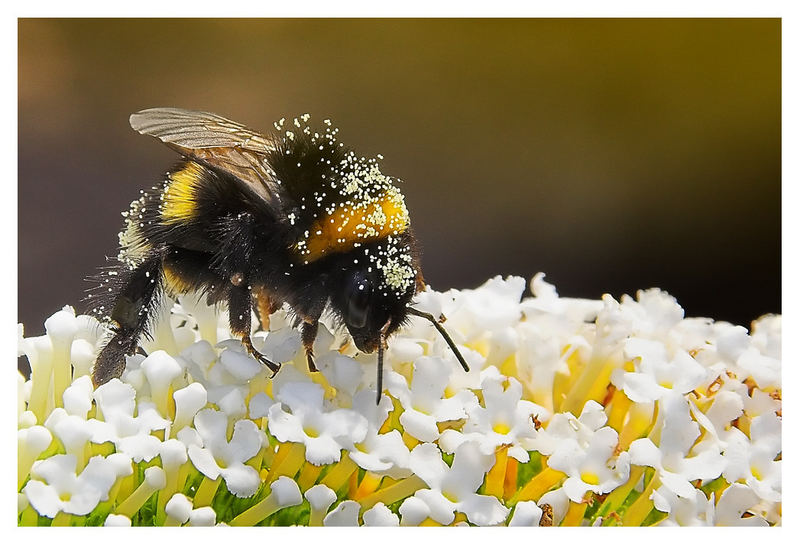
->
[161,162,205,224]
[298,187,409,262]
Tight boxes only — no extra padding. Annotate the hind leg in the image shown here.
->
[91,253,163,387]
[229,281,281,375]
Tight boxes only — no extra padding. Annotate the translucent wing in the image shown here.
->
[129,107,287,216]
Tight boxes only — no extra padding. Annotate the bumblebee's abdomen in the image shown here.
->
[160,162,207,224]
[118,161,251,265]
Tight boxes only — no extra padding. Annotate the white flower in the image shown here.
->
[620,288,684,339]
[317,352,364,400]
[104,514,132,526]
[141,350,184,416]
[720,417,781,502]
[248,391,274,419]
[547,423,630,502]
[386,357,476,442]
[508,501,543,526]
[270,475,302,507]
[88,379,169,462]
[630,393,724,498]
[363,502,399,526]
[164,493,193,525]
[305,484,337,526]
[62,375,94,419]
[399,496,431,526]
[613,338,708,402]
[440,375,547,462]
[172,382,208,435]
[18,425,53,488]
[187,408,263,497]
[537,487,570,525]
[409,441,509,526]
[523,399,607,455]
[268,381,367,465]
[346,389,411,479]
[44,408,93,464]
[323,500,360,526]
[712,483,769,526]
[24,454,126,517]
[188,506,217,526]
[652,486,711,526]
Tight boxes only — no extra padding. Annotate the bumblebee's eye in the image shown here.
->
[347,274,372,328]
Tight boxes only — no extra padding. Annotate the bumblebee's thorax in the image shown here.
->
[266,117,416,297]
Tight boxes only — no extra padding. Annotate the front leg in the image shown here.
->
[229,282,281,376]
[301,320,319,373]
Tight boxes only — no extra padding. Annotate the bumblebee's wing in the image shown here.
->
[129,107,287,216]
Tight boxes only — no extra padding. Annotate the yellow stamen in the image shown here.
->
[358,475,427,513]
[115,472,137,507]
[348,469,360,498]
[485,446,509,498]
[229,490,284,526]
[622,471,660,526]
[27,353,53,424]
[606,389,633,432]
[736,415,752,437]
[192,476,221,508]
[401,431,419,450]
[560,357,618,417]
[297,461,324,491]
[498,353,518,379]
[504,456,519,501]
[562,501,588,526]
[51,337,72,411]
[51,511,73,526]
[514,465,566,502]
[19,505,39,526]
[618,402,656,451]
[594,465,646,523]
[265,442,306,485]
[353,471,383,500]
[320,451,358,493]
[156,461,189,524]
[419,517,443,526]
[115,473,166,518]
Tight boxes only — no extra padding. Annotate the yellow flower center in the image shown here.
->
[442,489,459,503]
[492,421,511,435]
[304,426,320,438]
[581,471,600,485]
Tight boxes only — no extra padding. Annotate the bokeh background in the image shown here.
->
[19,18,780,341]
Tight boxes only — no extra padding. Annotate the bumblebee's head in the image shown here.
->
[329,241,417,353]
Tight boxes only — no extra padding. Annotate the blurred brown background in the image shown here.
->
[19,18,780,338]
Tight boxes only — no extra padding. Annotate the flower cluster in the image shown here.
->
[17,274,781,526]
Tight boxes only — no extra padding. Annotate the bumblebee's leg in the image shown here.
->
[229,283,281,375]
[91,253,163,387]
[212,211,281,375]
[252,285,282,332]
[301,320,319,373]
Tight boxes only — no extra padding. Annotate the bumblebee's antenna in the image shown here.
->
[406,307,470,373]
[376,340,384,405]
[376,319,392,405]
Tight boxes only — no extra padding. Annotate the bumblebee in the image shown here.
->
[88,108,468,402]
